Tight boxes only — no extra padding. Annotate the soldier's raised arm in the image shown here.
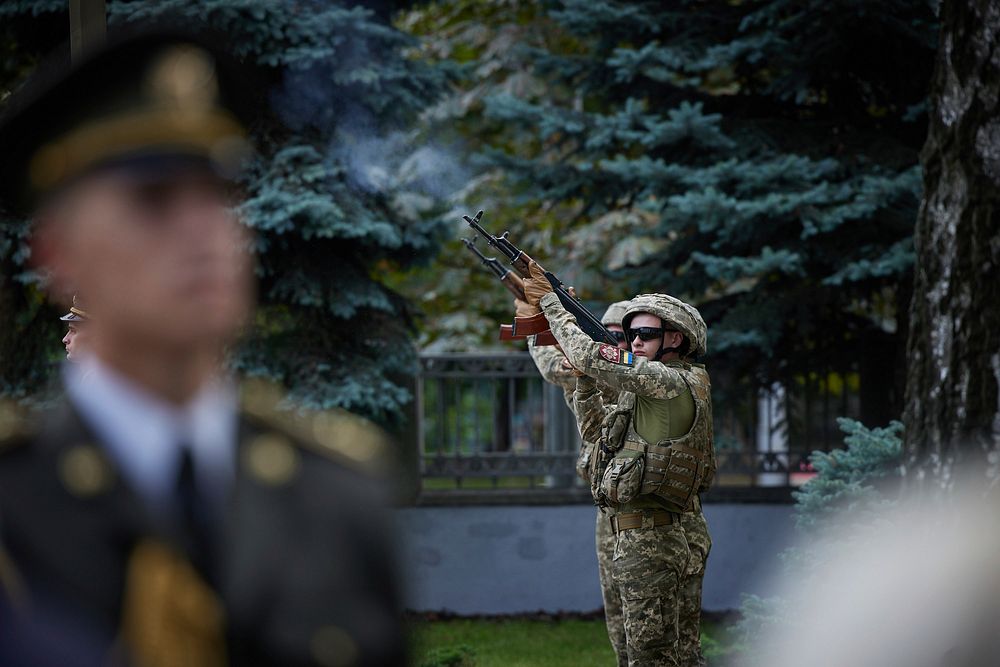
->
[527,334,578,411]
[536,292,690,399]
[527,335,577,388]
[573,374,612,445]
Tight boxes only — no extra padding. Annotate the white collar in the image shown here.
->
[64,356,238,514]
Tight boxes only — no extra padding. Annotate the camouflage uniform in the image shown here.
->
[678,500,711,666]
[528,306,629,664]
[591,300,631,665]
[527,337,589,478]
[541,292,714,667]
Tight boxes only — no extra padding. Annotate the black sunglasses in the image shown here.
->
[609,330,628,344]
[628,326,666,342]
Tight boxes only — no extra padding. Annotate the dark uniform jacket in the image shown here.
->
[0,394,404,667]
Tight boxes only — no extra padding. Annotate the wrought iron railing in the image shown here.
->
[416,353,581,498]
[415,353,862,503]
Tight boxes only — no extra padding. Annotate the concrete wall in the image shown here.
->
[397,503,795,614]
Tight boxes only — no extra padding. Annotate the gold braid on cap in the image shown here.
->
[70,294,89,320]
[28,45,248,194]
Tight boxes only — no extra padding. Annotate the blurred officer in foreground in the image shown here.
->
[60,294,90,361]
[526,299,630,664]
[0,29,403,667]
[523,266,715,667]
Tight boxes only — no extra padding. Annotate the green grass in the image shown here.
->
[409,617,742,667]
[410,618,615,667]
[701,619,744,664]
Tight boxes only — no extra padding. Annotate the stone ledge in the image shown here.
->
[411,485,795,506]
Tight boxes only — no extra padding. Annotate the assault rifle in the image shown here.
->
[461,237,526,301]
[462,236,557,346]
[462,210,618,346]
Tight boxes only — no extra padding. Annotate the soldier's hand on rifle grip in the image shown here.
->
[514,298,540,319]
[522,260,553,306]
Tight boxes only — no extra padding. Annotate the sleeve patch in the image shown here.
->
[598,344,633,366]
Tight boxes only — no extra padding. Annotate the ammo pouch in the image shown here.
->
[624,439,708,511]
[598,449,644,505]
[590,395,636,505]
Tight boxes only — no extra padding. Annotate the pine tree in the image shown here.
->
[402,0,937,425]
[0,1,449,423]
[390,0,578,350]
[737,417,904,654]
[792,418,903,532]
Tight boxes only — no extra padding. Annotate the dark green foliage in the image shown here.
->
[738,417,904,647]
[0,7,74,398]
[0,1,450,422]
[402,1,936,409]
[483,0,935,395]
[792,417,903,531]
[736,592,789,647]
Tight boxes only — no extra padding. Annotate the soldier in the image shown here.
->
[0,30,403,666]
[523,268,714,667]
[676,487,712,665]
[526,300,630,664]
[60,295,90,361]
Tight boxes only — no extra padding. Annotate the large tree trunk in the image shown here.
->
[903,0,1000,480]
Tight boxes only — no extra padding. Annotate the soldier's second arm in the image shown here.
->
[527,335,579,411]
[527,336,578,391]
[574,374,610,444]
[539,293,689,400]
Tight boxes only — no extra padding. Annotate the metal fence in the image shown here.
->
[415,353,863,503]
[416,354,581,498]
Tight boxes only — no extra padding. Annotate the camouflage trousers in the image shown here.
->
[596,511,627,666]
[610,518,690,667]
[678,509,711,667]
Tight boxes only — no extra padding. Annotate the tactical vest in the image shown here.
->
[591,362,715,512]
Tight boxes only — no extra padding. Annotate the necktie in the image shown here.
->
[175,445,215,583]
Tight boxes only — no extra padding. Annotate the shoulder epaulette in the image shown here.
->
[0,401,37,454]
[240,379,391,473]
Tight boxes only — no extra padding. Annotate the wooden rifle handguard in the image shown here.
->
[499,325,557,346]
[512,311,549,336]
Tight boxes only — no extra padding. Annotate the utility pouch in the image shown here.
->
[637,441,707,511]
[599,450,645,505]
[589,394,636,504]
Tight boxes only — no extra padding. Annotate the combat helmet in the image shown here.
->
[622,293,707,357]
[601,300,631,327]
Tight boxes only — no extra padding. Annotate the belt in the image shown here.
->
[610,510,677,534]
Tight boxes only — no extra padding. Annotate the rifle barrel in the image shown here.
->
[460,211,613,343]
[462,236,526,300]
[463,211,533,278]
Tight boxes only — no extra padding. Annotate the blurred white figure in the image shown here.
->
[753,486,1000,667]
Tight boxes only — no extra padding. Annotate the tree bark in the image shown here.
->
[903,0,1000,481]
